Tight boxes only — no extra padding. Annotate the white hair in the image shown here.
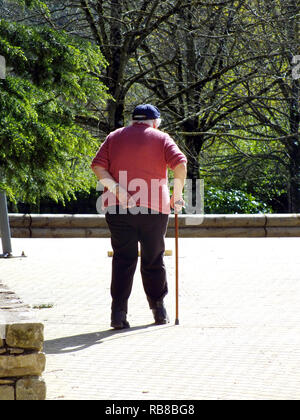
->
[130,118,161,128]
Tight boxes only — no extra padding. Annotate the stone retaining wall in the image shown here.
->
[0,283,46,400]
[8,213,300,237]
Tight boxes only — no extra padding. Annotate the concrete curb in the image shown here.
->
[7,213,300,238]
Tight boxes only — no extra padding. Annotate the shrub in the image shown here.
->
[204,187,272,214]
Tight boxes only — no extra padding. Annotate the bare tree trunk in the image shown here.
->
[286,0,300,212]
[106,0,125,130]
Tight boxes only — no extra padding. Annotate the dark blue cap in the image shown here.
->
[132,104,161,120]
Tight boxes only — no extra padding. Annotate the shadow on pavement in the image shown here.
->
[44,323,169,354]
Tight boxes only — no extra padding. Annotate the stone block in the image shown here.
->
[0,379,15,385]
[0,385,15,400]
[6,323,44,351]
[0,352,46,377]
[0,322,6,343]
[16,377,46,400]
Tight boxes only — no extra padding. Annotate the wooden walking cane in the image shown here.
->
[175,212,179,325]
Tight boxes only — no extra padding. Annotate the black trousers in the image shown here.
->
[105,207,169,313]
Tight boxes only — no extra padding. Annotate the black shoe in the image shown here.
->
[152,302,170,325]
[111,310,130,330]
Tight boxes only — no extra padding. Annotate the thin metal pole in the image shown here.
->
[175,213,179,325]
[0,191,12,256]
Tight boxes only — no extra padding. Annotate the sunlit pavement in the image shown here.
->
[1,237,300,400]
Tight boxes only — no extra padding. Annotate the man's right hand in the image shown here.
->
[170,195,185,213]
[116,185,136,209]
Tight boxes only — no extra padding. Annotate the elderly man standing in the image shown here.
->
[91,104,187,329]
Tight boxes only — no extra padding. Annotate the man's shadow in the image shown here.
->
[44,323,165,355]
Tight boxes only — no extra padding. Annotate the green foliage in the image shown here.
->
[1,0,298,214]
[204,187,272,214]
[0,19,109,204]
[13,0,49,13]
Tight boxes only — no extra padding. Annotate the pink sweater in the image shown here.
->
[91,123,187,214]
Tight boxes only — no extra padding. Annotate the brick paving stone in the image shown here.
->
[1,237,300,400]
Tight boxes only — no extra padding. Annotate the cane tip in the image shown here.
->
[175,319,179,325]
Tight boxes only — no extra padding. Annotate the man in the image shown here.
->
[91,104,187,329]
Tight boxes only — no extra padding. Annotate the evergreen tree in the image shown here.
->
[0,18,109,206]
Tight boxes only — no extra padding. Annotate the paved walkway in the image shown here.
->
[1,237,300,400]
